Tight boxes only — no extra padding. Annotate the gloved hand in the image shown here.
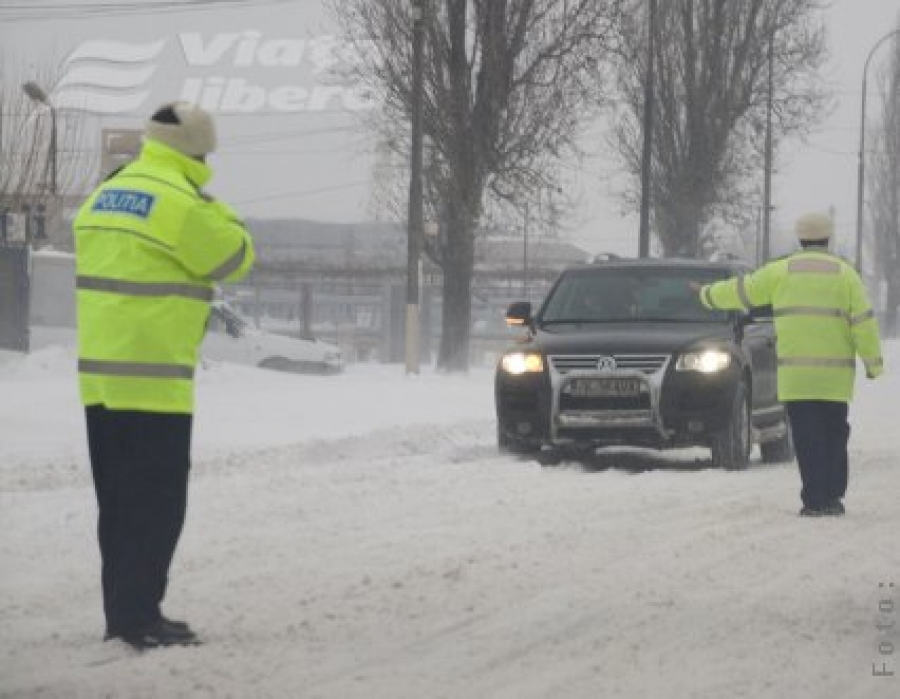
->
[865,364,884,379]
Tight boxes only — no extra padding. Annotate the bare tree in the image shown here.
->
[869,29,900,336]
[612,0,829,257]
[330,0,622,371]
[0,55,94,249]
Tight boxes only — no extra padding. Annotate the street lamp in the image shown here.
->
[855,29,900,273]
[22,81,58,196]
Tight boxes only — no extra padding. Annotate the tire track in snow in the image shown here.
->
[191,419,502,477]
[0,420,501,492]
[283,453,899,699]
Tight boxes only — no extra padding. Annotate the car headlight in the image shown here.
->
[676,349,731,373]
[500,352,544,375]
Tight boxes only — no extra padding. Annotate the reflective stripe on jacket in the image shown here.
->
[699,250,883,401]
[74,138,255,413]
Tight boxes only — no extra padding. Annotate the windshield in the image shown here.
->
[539,267,733,324]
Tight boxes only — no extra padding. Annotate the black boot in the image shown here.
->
[106,618,201,650]
[825,499,845,516]
[158,615,198,640]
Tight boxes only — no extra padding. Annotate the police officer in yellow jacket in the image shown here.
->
[74,102,254,648]
[698,212,883,517]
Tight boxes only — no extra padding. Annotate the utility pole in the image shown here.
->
[756,204,762,266]
[523,202,530,298]
[856,29,900,273]
[638,0,657,258]
[761,31,774,262]
[405,0,426,374]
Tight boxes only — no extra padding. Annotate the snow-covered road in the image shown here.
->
[1,346,898,698]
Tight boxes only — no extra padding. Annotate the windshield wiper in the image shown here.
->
[635,317,717,323]
[541,316,723,325]
[541,318,632,325]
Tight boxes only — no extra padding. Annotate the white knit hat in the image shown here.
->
[795,212,834,242]
[144,102,217,157]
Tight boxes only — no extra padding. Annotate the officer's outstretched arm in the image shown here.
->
[699,264,775,311]
[176,199,255,283]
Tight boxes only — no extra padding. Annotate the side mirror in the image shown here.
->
[505,301,533,327]
[744,305,773,324]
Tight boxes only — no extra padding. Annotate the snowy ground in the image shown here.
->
[1,343,898,699]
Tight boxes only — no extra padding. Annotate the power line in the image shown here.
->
[0,0,300,21]
[226,125,359,146]
[220,147,376,157]
[0,0,296,12]
[232,180,369,205]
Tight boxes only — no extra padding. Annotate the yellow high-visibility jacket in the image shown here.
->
[700,250,883,401]
[73,138,255,413]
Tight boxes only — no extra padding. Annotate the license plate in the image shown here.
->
[567,377,642,397]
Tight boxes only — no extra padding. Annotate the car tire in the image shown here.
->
[536,449,563,467]
[258,356,294,372]
[710,382,751,471]
[760,418,795,463]
[497,424,540,456]
[259,357,332,374]
[538,446,595,467]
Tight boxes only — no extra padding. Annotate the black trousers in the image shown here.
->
[786,400,850,509]
[85,405,192,633]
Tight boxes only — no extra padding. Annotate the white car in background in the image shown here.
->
[204,301,343,374]
[25,250,343,374]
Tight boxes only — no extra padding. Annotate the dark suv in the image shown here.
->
[494,258,793,469]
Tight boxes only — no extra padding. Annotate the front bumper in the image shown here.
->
[496,353,741,449]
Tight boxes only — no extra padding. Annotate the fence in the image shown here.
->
[0,247,30,352]
[227,269,555,367]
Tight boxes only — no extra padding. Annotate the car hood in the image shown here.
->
[528,321,734,355]
[240,328,343,363]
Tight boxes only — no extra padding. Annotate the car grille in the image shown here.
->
[558,393,651,412]
[549,354,669,375]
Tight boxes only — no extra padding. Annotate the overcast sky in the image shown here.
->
[2,0,899,258]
